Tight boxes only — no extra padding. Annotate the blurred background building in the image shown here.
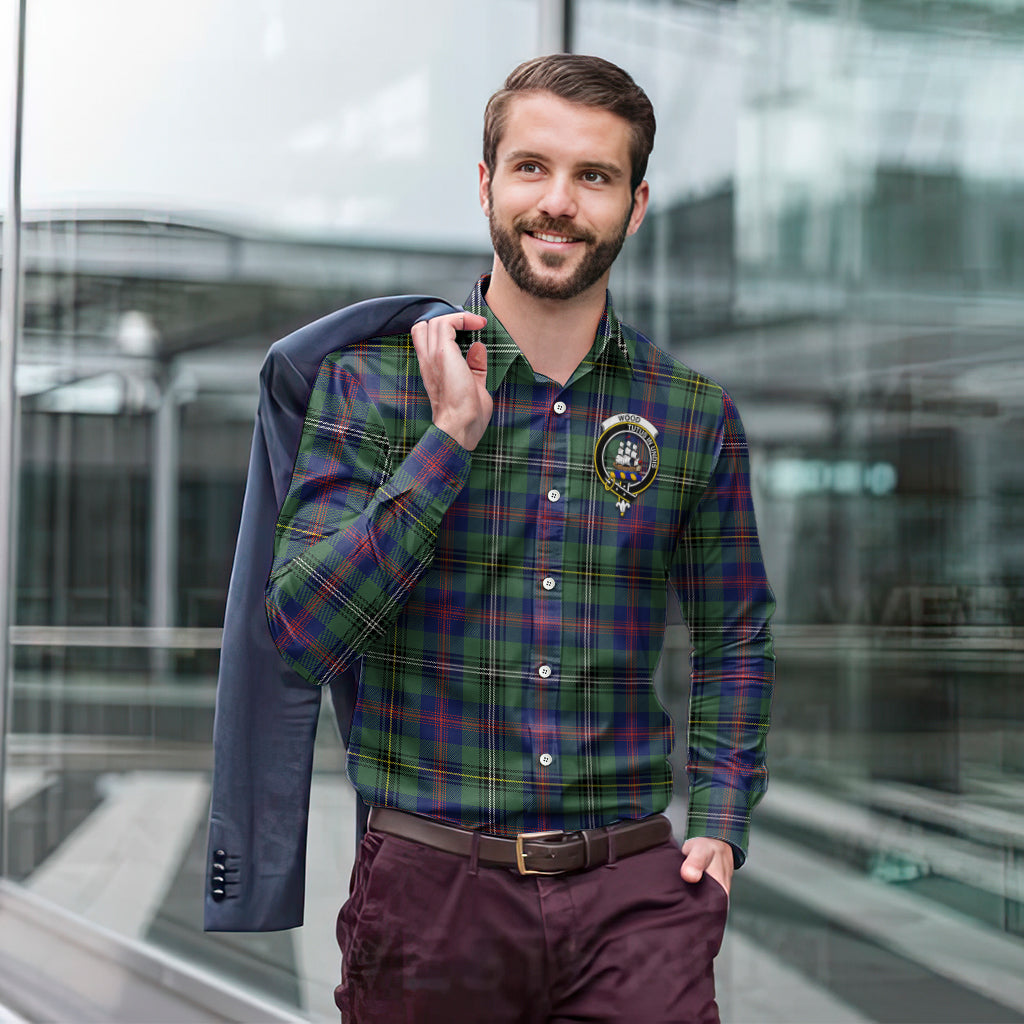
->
[0,0,1023,1021]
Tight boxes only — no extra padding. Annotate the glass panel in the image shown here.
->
[576,1,1024,1021]
[21,0,539,248]
[0,1,12,216]
[12,2,539,1018]
[0,0,20,902]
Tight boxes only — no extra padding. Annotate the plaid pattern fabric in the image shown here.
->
[266,276,775,860]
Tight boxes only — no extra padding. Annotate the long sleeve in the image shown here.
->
[265,358,472,687]
[669,389,775,866]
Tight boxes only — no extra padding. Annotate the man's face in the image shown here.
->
[480,92,649,302]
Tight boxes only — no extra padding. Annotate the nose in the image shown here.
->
[536,174,577,220]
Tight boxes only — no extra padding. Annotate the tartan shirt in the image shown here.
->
[266,275,775,863]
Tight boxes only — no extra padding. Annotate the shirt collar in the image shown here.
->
[461,275,634,391]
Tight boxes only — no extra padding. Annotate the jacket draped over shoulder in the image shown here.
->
[204,295,458,932]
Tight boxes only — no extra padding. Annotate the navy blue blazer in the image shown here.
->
[204,295,459,932]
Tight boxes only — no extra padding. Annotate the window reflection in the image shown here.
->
[580,0,1024,1020]
[7,2,533,1018]
[4,0,1024,1020]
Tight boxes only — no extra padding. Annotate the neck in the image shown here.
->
[484,260,608,387]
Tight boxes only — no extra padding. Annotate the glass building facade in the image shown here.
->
[1,1,1023,1020]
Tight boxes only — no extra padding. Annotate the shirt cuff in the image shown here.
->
[684,785,752,868]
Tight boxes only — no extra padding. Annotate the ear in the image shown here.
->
[478,161,492,216]
[625,180,650,237]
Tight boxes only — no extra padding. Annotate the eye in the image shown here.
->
[517,162,542,175]
[581,170,608,184]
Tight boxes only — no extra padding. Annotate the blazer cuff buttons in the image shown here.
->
[210,848,228,902]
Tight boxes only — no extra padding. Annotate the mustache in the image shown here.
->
[513,216,595,245]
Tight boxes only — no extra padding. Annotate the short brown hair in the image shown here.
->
[483,54,656,193]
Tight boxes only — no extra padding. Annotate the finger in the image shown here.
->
[433,311,486,344]
[680,859,705,883]
[466,341,487,377]
[416,311,486,335]
[679,845,712,883]
[457,312,488,331]
[411,320,429,360]
[425,312,467,350]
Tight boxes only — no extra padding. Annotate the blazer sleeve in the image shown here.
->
[204,296,458,932]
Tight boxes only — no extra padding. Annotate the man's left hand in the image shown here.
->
[679,837,734,896]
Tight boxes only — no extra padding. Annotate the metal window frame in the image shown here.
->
[0,0,27,881]
[538,0,574,52]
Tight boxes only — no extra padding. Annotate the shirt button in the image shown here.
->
[539,753,553,767]
[542,577,556,591]
[553,401,567,415]
[547,489,560,502]
[538,664,552,679]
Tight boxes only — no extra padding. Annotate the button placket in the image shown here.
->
[529,388,570,787]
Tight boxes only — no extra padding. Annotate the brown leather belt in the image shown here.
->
[368,806,673,876]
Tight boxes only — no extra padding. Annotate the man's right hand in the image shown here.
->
[411,311,491,451]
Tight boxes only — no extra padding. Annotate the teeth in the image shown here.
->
[533,232,575,243]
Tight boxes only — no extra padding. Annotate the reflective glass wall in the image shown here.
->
[3,0,1024,1021]
[4,2,535,1020]
[580,1,1024,1021]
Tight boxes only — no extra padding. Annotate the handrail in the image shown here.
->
[0,880,308,1023]
[9,625,224,649]
[6,622,1024,652]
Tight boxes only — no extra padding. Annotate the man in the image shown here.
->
[265,54,774,1023]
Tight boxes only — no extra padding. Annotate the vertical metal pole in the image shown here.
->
[149,364,178,677]
[149,367,178,633]
[537,0,571,53]
[0,0,28,878]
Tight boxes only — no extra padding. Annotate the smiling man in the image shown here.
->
[265,54,775,1023]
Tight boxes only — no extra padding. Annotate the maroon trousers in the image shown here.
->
[335,827,729,1023]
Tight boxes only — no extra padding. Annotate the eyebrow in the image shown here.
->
[502,150,626,181]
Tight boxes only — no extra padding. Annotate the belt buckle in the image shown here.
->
[515,830,566,876]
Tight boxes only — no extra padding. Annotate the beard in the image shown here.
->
[488,189,631,301]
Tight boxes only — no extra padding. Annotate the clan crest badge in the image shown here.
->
[593,413,660,516]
